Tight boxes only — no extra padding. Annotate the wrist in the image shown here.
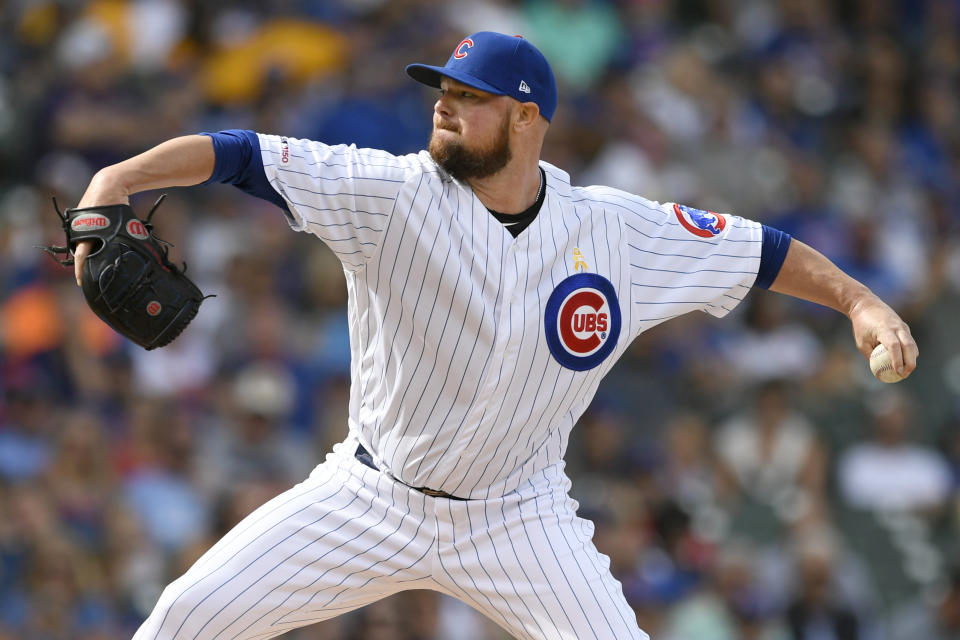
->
[844,284,880,319]
[94,166,132,196]
[80,168,131,207]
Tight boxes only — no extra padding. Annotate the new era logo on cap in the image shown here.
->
[405,31,558,121]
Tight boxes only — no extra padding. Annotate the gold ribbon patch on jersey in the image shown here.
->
[573,248,589,272]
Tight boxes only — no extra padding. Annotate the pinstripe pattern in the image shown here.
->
[135,442,649,639]
[256,135,762,499]
[432,466,645,639]
[135,133,765,638]
[135,443,438,640]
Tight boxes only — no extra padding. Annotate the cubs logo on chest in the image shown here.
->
[544,272,622,371]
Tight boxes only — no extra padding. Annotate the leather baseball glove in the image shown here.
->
[42,195,210,350]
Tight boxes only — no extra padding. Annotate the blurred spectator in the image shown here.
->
[195,360,314,501]
[17,533,115,640]
[661,540,787,640]
[717,293,824,385]
[657,411,721,515]
[940,414,960,491]
[935,566,960,640]
[443,0,527,38]
[523,0,625,92]
[99,503,166,628]
[633,43,719,148]
[45,410,116,548]
[308,38,431,155]
[715,379,826,525]
[434,595,510,639]
[198,16,347,106]
[567,404,634,479]
[0,387,53,483]
[121,400,209,552]
[0,283,64,359]
[838,390,953,512]
[827,119,930,307]
[784,526,861,640]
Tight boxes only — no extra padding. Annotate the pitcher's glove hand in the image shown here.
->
[41,195,211,350]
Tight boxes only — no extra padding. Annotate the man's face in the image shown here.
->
[428,77,513,181]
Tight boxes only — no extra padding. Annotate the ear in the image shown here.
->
[512,101,541,132]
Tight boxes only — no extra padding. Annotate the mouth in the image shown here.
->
[434,120,460,134]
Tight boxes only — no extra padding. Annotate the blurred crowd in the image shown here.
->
[1,0,959,638]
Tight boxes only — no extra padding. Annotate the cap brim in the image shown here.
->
[405,63,506,96]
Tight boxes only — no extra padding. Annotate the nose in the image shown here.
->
[434,93,453,118]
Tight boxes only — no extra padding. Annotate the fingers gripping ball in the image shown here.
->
[870,344,906,383]
[41,195,212,350]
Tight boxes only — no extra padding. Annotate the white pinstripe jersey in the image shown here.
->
[258,134,763,499]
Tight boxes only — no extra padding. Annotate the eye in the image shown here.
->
[438,87,478,99]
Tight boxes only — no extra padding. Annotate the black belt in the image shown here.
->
[355,444,467,501]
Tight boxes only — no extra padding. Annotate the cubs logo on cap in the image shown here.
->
[405,31,559,122]
[454,38,474,59]
[673,203,726,238]
[544,273,621,371]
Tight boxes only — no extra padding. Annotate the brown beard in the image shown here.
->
[428,115,512,181]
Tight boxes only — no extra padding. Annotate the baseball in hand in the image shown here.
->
[870,344,905,383]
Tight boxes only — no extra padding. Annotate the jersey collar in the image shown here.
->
[539,160,571,198]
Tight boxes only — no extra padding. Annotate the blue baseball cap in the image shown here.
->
[406,31,558,122]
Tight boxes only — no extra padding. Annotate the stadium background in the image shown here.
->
[0,0,959,638]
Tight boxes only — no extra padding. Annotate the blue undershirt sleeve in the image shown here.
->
[754,225,792,289]
[199,129,289,211]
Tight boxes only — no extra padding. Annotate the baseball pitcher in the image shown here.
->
[68,32,917,640]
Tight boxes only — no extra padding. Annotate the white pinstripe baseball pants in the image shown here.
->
[133,438,648,640]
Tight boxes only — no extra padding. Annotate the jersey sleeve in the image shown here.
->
[622,196,765,323]
[258,133,423,269]
[203,129,420,269]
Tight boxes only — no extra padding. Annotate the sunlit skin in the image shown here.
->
[430,79,513,153]
[429,77,548,215]
[428,81,514,183]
